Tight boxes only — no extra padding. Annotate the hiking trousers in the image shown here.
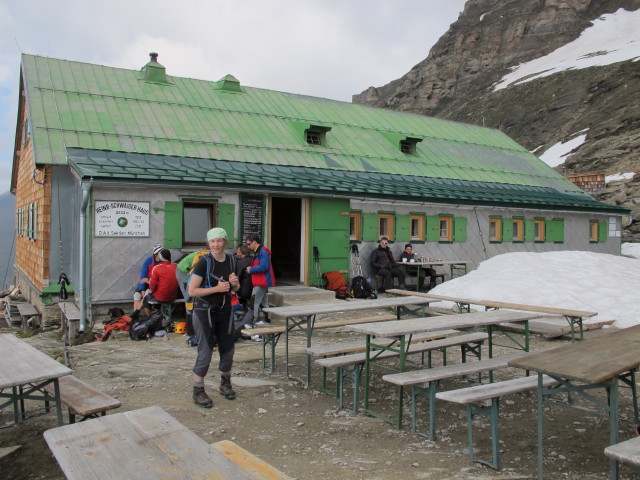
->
[192,304,235,377]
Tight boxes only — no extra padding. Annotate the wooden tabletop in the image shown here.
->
[0,334,71,388]
[44,406,257,480]
[508,325,640,384]
[262,295,438,317]
[399,260,471,266]
[345,309,538,337]
[387,290,597,318]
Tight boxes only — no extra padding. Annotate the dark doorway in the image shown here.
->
[270,197,302,285]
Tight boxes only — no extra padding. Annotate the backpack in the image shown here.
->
[129,309,164,341]
[350,275,377,300]
[323,271,349,300]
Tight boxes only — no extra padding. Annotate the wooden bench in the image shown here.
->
[241,314,398,372]
[16,302,41,331]
[43,375,121,423]
[315,331,489,413]
[604,436,640,475]
[211,440,293,479]
[436,374,559,470]
[59,302,81,340]
[383,352,528,441]
[307,329,460,401]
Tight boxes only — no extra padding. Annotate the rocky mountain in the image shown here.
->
[353,0,640,241]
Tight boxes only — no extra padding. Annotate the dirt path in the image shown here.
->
[0,314,636,479]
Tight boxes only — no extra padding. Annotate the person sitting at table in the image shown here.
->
[370,237,406,293]
[399,244,438,291]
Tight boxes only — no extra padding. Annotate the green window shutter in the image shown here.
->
[524,219,535,242]
[503,218,513,242]
[453,216,467,242]
[426,216,439,242]
[395,214,410,242]
[361,213,378,242]
[546,218,565,243]
[217,203,236,245]
[598,221,608,243]
[163,201,183,248]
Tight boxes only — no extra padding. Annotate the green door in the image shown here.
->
[308,197,350,284]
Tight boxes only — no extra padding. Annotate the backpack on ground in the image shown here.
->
[350,275,377,300]
[129,308,164,341]
[323,271,349,300]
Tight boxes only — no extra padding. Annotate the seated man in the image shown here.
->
[369,237,406,292]
[398,244,437,291]
[148,249,179,303]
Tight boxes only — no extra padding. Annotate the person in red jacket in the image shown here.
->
[148,249,179,302]
[245,233,276,327]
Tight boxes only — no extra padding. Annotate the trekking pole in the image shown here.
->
[313,246,321,287]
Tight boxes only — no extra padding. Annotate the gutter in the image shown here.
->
[79,181,92,333]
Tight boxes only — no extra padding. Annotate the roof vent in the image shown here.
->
[213,74,244,93]
[141,52,171,85]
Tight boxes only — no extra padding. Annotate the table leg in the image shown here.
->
[364,334,372,411]
[537,373,544,480]
[609,380,619,480]
[53,379,64,426]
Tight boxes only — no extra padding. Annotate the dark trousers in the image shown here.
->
[192,304,235,377]
[377,267,405,290]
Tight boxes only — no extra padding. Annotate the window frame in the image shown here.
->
[409,214,424,241]
[438,216,453,242]
[512,217,524,242]
[378,214,394,240]
[489,217,502,242]
[182,201,217,247]
[349,212,362,241]
[589,220,598,243]
[534,218,545,242]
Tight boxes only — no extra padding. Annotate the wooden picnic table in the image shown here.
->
[44,405,263,479]
[508,325,640,480]
[387,289,597,341]
[262,296,439,385]
[346,309,540,427]
[0,333,72,426]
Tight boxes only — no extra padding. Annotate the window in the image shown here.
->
[183,202,216,245]
[399,136,422,155]
[489,217,502,242]
[27,202,38,241]
[349,212,361,241]
[439,216,453,242]
[534,219,545,242]
[305,125,331,145]
[512,218,524,242]
[409,215,424,240]
[378,214,394,240]
[589,221,598,242]
[16,208,23,237]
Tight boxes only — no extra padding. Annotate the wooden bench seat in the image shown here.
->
[59,302,81,340]
[604,436,640,471]
[305,329,461,358]
[211,440,293,480]
[436,374,559,470]
[241,314,399,372]
[315,331,489,413]
[383,352,528,441]
[16,302,41,331]
[43,375,121,423]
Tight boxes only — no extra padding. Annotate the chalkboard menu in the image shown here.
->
[241,195,264,240]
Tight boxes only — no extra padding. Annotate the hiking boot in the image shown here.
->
[192,386,213,408]
[219,375,236,400]
[186,335,198,347]
[251,334,263,342]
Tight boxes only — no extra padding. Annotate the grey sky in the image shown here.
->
[0,0,467,193]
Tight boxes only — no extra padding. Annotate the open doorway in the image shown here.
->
[269,197,302,285]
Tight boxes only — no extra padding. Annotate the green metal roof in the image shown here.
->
[67,149,627,213]
[20,53,620,212]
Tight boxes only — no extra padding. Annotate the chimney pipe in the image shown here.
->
[150,52,158,62]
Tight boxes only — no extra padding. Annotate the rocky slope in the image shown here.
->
[353,0,640,241]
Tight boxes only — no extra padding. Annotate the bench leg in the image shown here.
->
[336,366,362,413]
[467,399,501,470]
[411,380,440,441]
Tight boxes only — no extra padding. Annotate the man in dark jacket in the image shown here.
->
[369,237,406,292]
